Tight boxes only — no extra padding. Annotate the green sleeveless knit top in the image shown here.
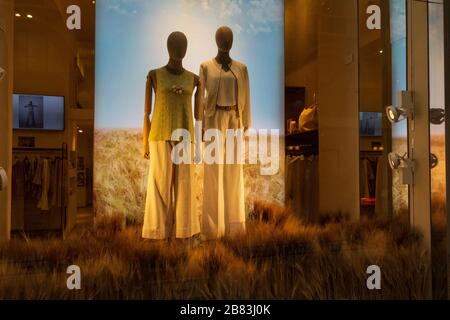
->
[149,67,195,142]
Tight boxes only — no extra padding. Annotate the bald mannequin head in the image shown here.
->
[215,26,233,53]
[167,31,188,61]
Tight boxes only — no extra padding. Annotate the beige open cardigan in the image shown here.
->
[196,59,251,129]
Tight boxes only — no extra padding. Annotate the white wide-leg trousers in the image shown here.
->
[142,141,200,240]
[202,110,246,239]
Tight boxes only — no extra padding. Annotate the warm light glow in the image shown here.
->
[26,14,33,19]
[15,13,21,17]
[388,109,395,120]
[78,129,84,134]
[379,50,384,54]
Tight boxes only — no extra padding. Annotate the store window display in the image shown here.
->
[142,32,200,240]
[196,26,251,239]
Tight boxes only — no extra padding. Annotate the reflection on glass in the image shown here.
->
[390,0,408,215]
[428,3,446,225]
[358,0,409,218]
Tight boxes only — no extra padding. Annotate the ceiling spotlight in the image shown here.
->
[26,14,33,19]
[15,13,21,17]
[388,152,415,185]
[386,91,414,124]
[78,129,84,134]
[388,152,403,170]
[388,152,414,170]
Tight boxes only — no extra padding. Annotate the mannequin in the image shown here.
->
[142,31,200,240]
[215,26,233,72]
[196,26,251,239]
[143,32,200,158]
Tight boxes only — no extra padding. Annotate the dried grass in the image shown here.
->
[0,199,445,300]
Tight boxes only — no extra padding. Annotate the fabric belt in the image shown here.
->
[216,105,237,111]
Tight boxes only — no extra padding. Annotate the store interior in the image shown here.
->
[1,0,95,238]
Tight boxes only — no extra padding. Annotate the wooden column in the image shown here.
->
[0,0,14,242]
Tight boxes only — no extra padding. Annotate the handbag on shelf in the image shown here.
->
[299,102,319,133]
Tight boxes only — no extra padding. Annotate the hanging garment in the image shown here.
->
[37,159,50,211]
[148,67,195,142]
[50,158,59,208]
[12,160,25,230]
[202,109,246,239]
[286,155,319,223]
[198,59,251,129]
[359,158,371,198]
[142,141,199,239]
[375,155,390,219]
[23,157,32,193]
[32,159,43,200]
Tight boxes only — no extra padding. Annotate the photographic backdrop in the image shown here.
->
[94,0,285,221]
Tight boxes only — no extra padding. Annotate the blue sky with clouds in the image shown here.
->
[95,0,284,130]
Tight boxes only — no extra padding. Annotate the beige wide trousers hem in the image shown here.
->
[202,222,246,240]
[142,141,200,240]
[202,109,246,240]
[142,226,200,240]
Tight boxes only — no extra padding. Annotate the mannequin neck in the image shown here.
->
[166,58,184,75]
[215,51,232,67]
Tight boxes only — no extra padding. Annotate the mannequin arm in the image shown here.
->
[143,73,153,158]
[242,66,251,130]
[195,64,206,123]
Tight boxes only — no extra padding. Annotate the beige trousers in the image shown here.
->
[142,141,200,239]
[203,110,246,239]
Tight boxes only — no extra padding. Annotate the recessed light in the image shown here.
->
[379,50,384,54]
[26,14,33,19]
[15,13,21,17]
[78,129,84,134]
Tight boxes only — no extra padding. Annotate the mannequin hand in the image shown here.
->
[144,147,150,159]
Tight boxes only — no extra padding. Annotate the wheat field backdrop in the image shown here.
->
[94,129,285,223]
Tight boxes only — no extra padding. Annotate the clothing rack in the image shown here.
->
[12,143,68,237]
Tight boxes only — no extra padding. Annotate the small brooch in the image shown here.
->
[172,85,184,95]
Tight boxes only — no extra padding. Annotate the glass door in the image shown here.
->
[427,0,446,299]
[359,0,439,253]
[358,0,409,220]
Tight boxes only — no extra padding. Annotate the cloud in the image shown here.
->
[104,0,140,15]
[105,0,282,33]
[182,0,283,34]
[249,0,283,24]
[220,0,243,17]
[233,23,243,35]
